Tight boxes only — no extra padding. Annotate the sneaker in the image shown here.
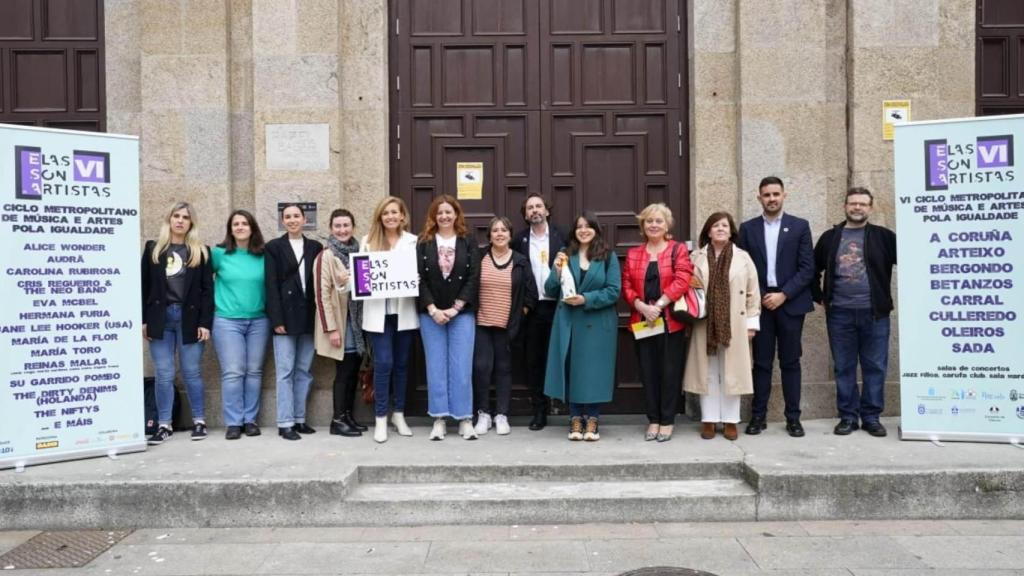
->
[191,422,208,441]
[148,426,172,445]
[474,411,492,435]
[459,418,478,440]
[568,416,584,441]
[583,417,600,441]
[429,418,446,441]
[225,426,242,440]
[494,414,511,435]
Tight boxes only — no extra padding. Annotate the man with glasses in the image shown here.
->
[813,187,897,437]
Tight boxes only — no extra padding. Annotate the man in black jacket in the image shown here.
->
[813,187,897,437]
[512,193,568,430]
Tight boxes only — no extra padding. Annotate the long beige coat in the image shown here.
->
[683,244,761,396]
[313,250,351,361]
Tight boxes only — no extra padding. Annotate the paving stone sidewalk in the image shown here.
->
[2,520,1023,575]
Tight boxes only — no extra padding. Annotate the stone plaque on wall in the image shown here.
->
[265,123,330,171]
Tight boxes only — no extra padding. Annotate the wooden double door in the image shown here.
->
[389,0,689,415]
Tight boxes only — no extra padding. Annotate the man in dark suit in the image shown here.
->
[738,176,815,437]
[512,193,568,430]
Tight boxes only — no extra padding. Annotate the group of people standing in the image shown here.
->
[139,176,896,447]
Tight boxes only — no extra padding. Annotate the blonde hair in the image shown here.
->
[636,203,674,241]
[365,196,410,251]
[151,202,208,267]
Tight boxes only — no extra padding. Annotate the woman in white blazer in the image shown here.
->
[361,196,421,443]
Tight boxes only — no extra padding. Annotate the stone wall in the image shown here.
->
[106,0,975,425]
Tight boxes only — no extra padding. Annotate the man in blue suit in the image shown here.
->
[738,176,815,437]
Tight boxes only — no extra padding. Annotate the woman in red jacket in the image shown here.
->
[622,203,694,442]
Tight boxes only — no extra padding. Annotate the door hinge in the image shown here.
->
[396,76,400,91]
[677,121,682,137]
[677,15,681,32]
[396,18,400,35]
[396,124,400,140]
[396,142,401,161]
[677,73,681,88]
[678,140,683,158]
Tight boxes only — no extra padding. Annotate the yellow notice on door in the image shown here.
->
[456,162,483,200]
[882,100,911,141]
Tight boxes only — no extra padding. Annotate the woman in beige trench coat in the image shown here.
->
[683,212,760,441]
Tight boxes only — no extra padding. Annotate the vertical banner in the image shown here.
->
[0,124,143,469]
[894,115,1024,443]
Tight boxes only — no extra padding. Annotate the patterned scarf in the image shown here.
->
[326,235,365,355]
[705,242,733,355]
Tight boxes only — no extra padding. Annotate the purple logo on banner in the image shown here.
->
[72,150,110,183]
[352,255,373,299]
[15,146,43,200]
[976,135,1013,168]
[924,139,948,191]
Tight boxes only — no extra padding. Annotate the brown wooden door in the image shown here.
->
[977,0,1024,116]
[390,0,688,415]
[0,0,105,131]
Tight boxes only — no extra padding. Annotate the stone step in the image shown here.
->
[343,478,757,525]
[357,462,745,484]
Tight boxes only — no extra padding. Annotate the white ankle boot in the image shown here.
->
[374,416,388,443]
[429,418,446,441]
[459,419,478,440]
[494,414,511,435]
[391,411,413,436]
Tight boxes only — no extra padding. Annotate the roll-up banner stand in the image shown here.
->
[894,115,1024,444]
[0,124,144,469]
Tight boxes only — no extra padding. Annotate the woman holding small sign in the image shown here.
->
[544,212,621,442]
[141,202,214,446]
[683,212,760,441]
[417,195,481,441]
[313,209,367,437]
[361,196,420,443]
[621,203,693,443]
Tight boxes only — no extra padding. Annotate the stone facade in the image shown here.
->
[106,0,975,425]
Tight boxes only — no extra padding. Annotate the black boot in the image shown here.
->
[528,407,547,431]
[330,415,362,437]
[343,411,367,432]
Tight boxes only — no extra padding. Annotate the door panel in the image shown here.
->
[978,0,1024,114]
[392,0,687,415]
[0,0,104,130]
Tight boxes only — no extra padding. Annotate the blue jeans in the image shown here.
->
[826,307,890,424]
[149,304,205,426]
[569,404,601,418]
[367,315,415,417]
[420,312,475,419]
[273,333,315,427]
[212,315,270,426]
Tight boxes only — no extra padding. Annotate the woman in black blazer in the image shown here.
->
[141,202,214,445]
[264,204,323,441]
[472,216,537,436]
[417,195,480,441]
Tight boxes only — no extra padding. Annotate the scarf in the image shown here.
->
[326,235,366,355]
[705,242,733,355]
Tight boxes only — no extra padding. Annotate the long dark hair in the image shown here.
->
[697,211,739,248]
[567,211,610,261]
[218,209,266,255]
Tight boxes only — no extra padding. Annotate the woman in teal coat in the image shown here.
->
[544,211,621,442]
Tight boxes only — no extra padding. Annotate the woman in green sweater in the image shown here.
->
[211,210,270,440]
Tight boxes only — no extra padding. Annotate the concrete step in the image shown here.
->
[343,478,757,525]
[357,462,745,483]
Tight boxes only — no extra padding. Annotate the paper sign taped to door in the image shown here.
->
[456,162,483,200]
